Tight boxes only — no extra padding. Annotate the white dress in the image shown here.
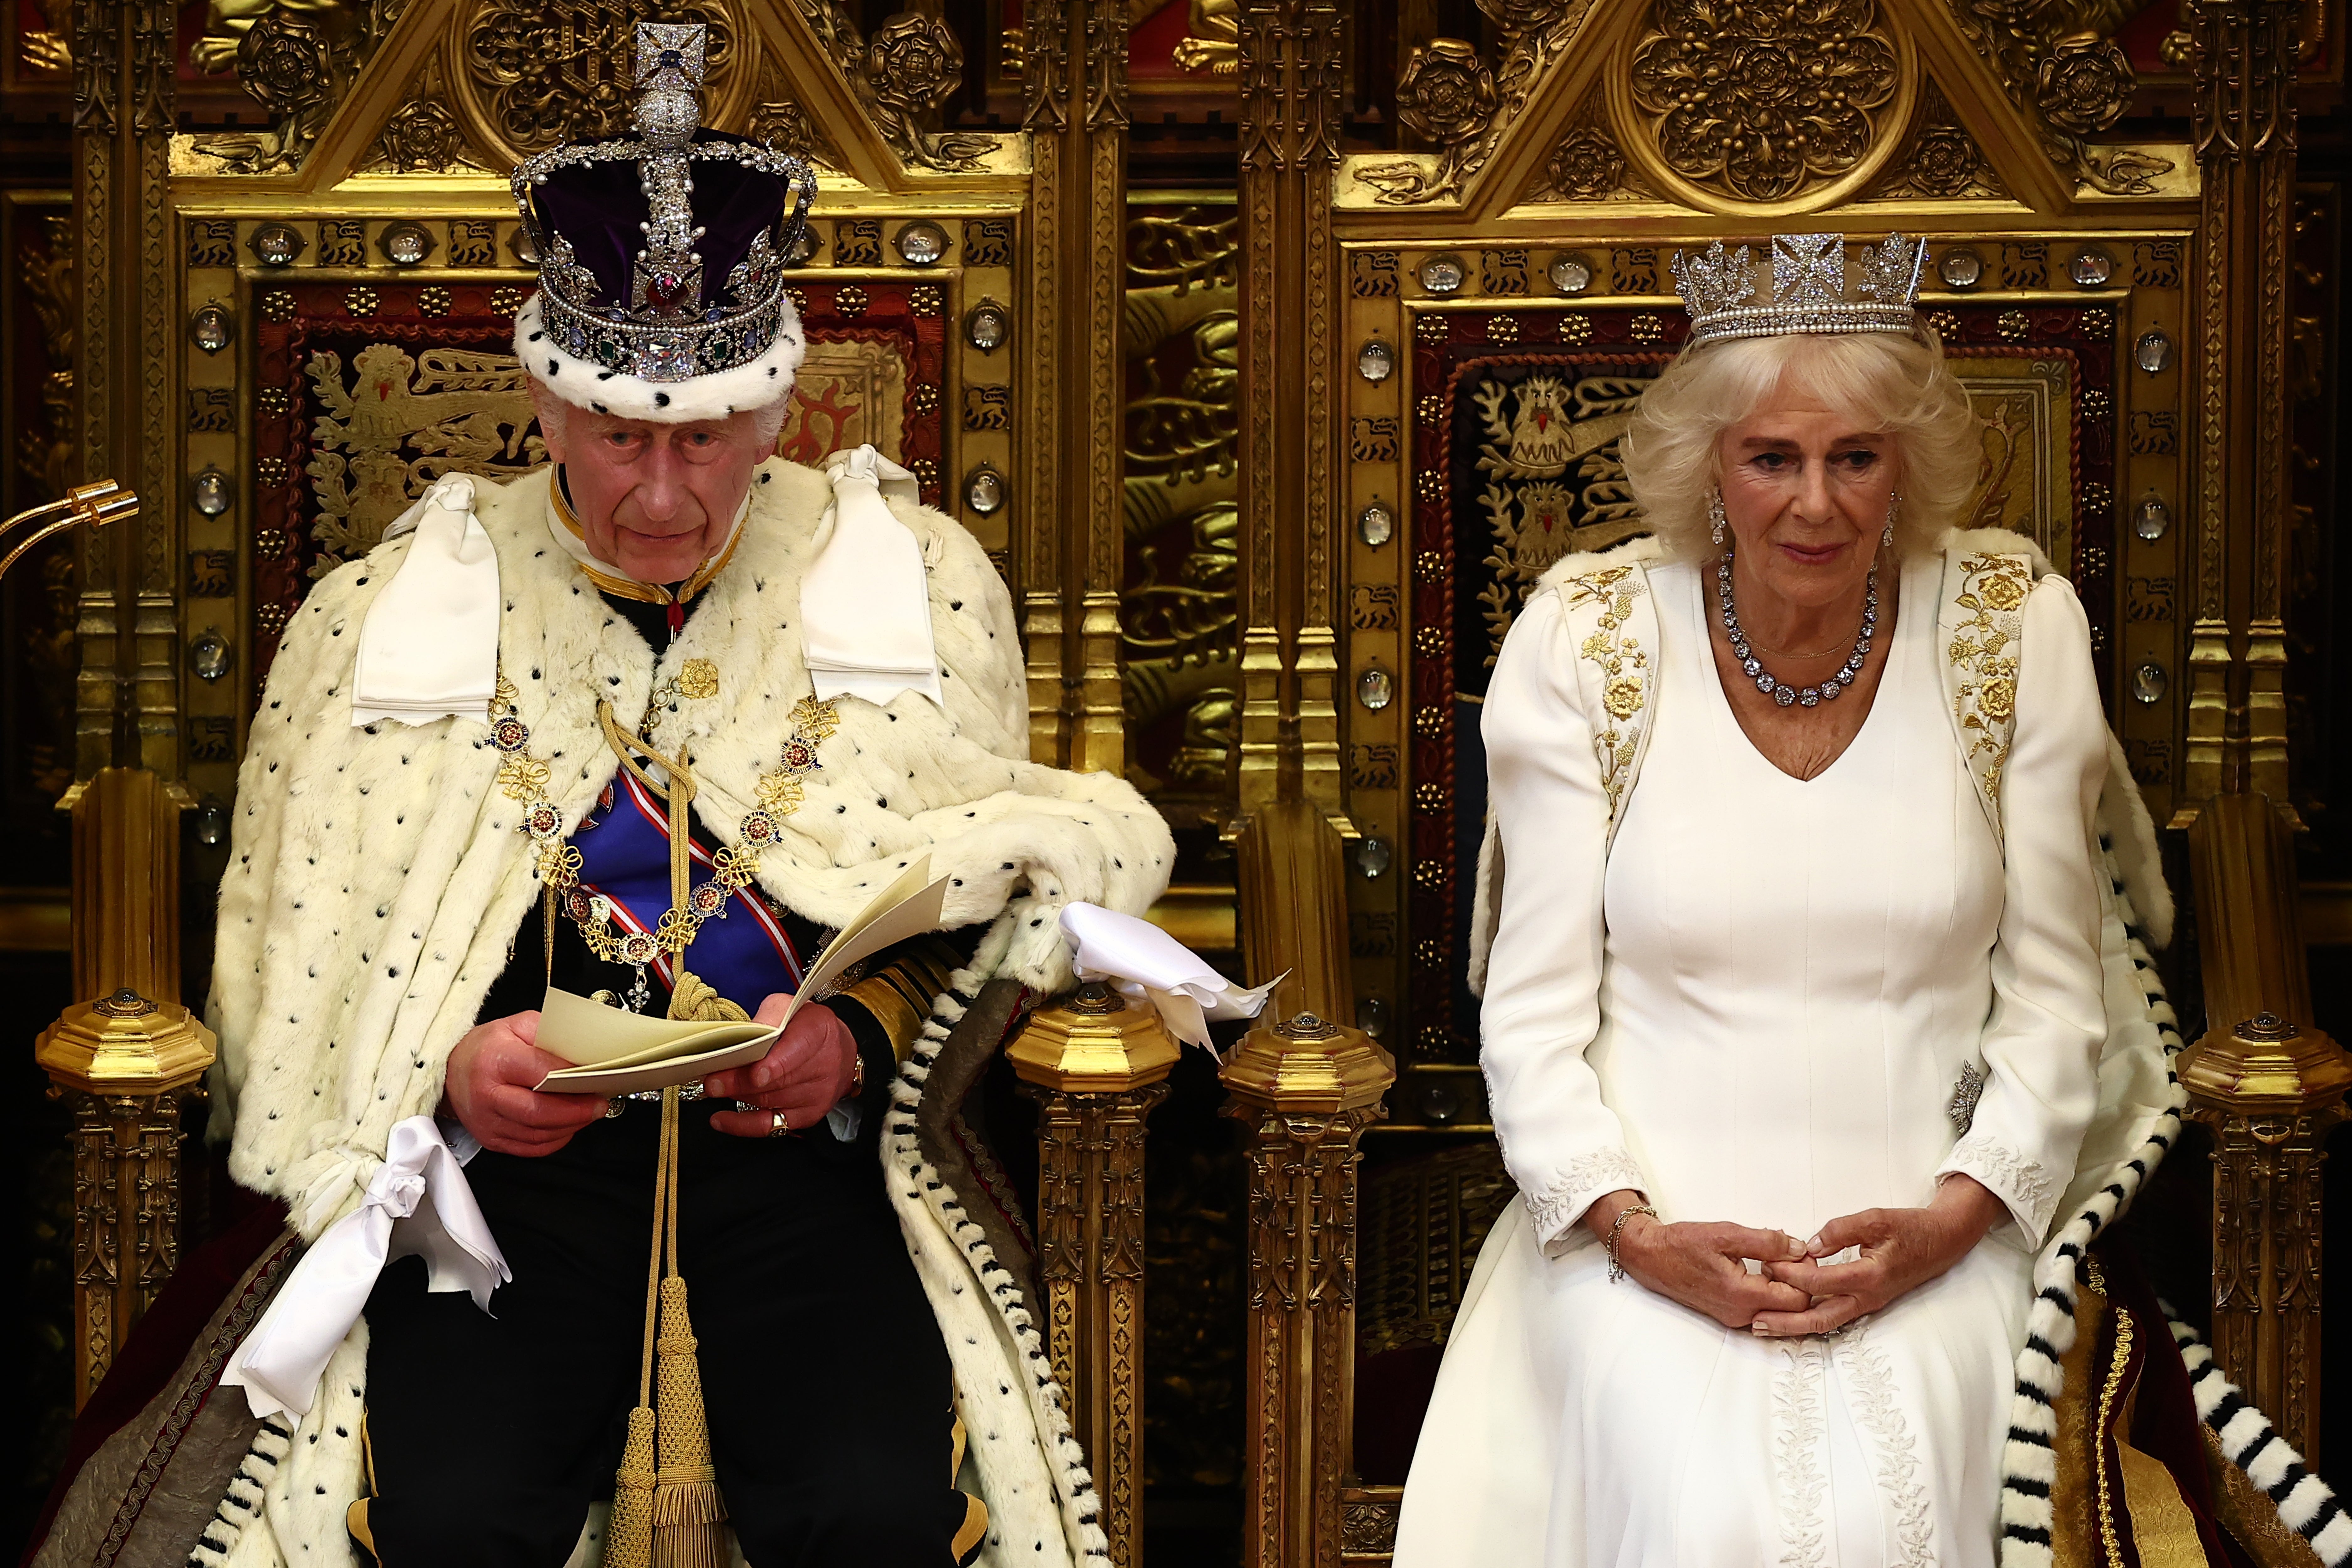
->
[1395,552,2112,1568]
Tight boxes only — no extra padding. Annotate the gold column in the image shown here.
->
[1234,0,1346,816]
[51,0,199,1409]
[2179,793,2350,1463]
[1232,798,1353,1022]
[2176,0,2302,823]
[1020,0,1130,772]
[1007,984,1180,1567]
[36,770,216,1406]
[1222,1013,1394,1568]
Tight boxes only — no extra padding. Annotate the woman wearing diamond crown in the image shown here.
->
[1393,233,2181,1566]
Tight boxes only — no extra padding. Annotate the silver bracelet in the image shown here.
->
[1605,1203,1660,1284]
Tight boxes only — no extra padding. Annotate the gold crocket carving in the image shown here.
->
[1171,0,1241,74]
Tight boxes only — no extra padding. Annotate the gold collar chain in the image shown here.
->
[489,668,845,1009]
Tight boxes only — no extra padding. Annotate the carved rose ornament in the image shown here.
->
[1546,123,1628,199]
[2036,31,2133,135]
[1628,0,1901,204]
[863,12,963,117]
[235,10,336,115]
[1905,123,1983,196]
[1395,38,1499,149]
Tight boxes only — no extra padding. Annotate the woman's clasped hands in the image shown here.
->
[1588,1174,2010,1337]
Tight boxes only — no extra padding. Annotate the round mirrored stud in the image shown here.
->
[1418,1081,1461,1124]
[191,466,234,517]
[2134,496,2171,541]
[2131,663,2169,704]
[1937,248,1984,289]
[1418,255,1467,295]
[189,631,231,683]
[964,299,1009,352]
[1358,501,1395,547]
[963,465,1006,516]
[2069,247,2115,287]
[1358,340,1395,384]
[510,228,540,266]
[1549,256,1593,295]
[193,796,229,848]
[895,221,948,266]
[1353,836,1392,878]
[379,223,433,266]
[1357,665,1394,711]
[248,224,303,267]
[189,303,233,354]
[2135,329,2175,373]
[1357,997,1389,1038]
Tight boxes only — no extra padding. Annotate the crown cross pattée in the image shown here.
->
[1773,234,1844,307]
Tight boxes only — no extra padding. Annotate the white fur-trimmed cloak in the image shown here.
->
[200,459,1172,1568]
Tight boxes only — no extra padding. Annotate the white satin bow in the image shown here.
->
[351,474,501,728]
[222,1117,508,1420]
[800,445,943,708]
[1058,903,1279,1053]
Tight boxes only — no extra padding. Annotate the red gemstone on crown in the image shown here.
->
[648,272,689,309]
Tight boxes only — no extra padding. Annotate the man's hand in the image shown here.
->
[1587,1190,1813,1328]
[1750,1174,2009,1337]
[444,1012,611,1157]
[702,996,858,1139]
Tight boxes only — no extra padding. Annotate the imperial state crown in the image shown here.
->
[509,22,815,419]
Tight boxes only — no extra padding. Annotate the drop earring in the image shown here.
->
[1708,489,1728,549]
[1882,490,1900,550]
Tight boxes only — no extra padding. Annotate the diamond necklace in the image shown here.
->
[1714,551,1878,709]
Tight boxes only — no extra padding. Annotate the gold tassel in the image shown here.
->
[650,1274,728,1568]
[605,1406,660,1568]
[668,968,749,1024]
[598,722,734,1568]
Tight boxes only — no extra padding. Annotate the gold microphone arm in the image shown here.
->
[0,478,139,583]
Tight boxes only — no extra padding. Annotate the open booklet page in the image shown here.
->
[532,855,950,1096]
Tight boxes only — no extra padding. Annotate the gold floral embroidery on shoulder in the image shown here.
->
[1557,564,1651,825]
[1947,551,2034,812]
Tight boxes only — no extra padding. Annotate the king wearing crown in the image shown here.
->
[31,25,1168,1568]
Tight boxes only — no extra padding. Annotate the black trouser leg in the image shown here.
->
[678,1114,967,1566]
[361,1103,968,1568]
[362,1126,650,1568]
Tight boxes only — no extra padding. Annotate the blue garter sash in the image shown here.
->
[567,770,803,1014]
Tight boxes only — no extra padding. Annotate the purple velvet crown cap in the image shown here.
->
[526,128,789,315]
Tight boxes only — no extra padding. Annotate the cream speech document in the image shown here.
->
[532,856,949,1095]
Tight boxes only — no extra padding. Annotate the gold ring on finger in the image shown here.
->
[767,1108,791,1138]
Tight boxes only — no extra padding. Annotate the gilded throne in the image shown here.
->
[2,0,2349,1563]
